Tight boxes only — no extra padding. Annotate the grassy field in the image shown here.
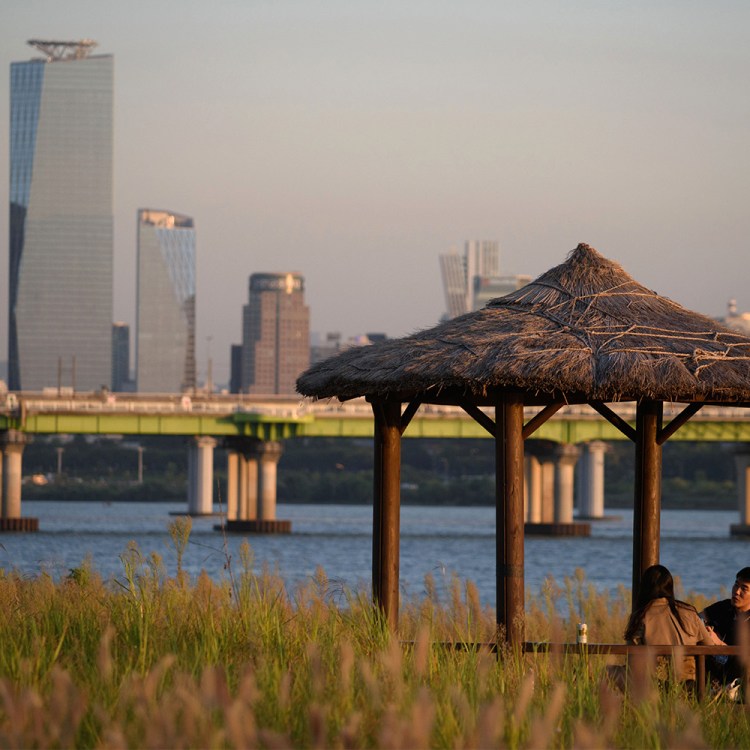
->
[0,518,746,748]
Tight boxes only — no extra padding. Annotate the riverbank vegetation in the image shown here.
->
[22,434,737,508]
[0,519,744,748]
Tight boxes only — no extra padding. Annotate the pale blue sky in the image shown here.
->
[1,0,748,384]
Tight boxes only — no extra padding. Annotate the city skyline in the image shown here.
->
[1,2,749,386]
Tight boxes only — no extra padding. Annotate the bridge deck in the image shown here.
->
[2,393,750,441]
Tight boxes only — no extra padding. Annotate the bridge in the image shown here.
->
[1,390,749,533]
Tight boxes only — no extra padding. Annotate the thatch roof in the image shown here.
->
[297,244,750,405]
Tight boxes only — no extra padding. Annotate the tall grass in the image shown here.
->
[0,522,745,748]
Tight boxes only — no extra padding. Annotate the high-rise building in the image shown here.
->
[111,322,130,392]
[438,252,468,320]
[9,39,113,391]
[241,273,309,394]
[439,240,529,318]
[229,344,243,394]
[136,209,196,393]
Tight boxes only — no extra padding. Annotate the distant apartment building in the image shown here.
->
[136,209,196,393]
[473,274,532,310]
[309,331,388,366]
[310,332,343,366]
[9,39,113,390]
[439,240,529,319]
[240,273,309,395]
[720,299,750,335]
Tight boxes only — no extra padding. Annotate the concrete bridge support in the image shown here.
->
[730,446,750,536]
[554,443,580,523]
[577,441,608,519]
[0,431,38,531]
[525,441,590,537]
[221,438,291,533]
[524,454,542,523]
[524,442,555,525]
[187,436,217,515]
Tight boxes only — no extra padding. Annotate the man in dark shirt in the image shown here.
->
[701,567,750,682]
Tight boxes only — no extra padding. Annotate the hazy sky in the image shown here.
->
[1,0,748,384]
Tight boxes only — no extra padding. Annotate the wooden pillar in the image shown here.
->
[734,447,750,524]
[730,447,750,536]
[632,399,662,606]
[372,399,402,629]
[496,390,525,645]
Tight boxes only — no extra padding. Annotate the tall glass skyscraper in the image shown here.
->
[136,209,196,393]
[9,40,113,391]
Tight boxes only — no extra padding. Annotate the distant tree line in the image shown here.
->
[20,434,738,508]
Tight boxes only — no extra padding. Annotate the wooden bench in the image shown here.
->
[403,641,743,701]
[523,642,743,701]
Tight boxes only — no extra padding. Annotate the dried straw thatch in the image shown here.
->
[297,244,750,405]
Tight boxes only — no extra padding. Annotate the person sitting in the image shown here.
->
[701,567,750,685]
[624,564,713,687]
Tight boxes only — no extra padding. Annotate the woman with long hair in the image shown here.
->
[624,564,713,684]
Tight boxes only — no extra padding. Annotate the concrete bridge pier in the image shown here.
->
[554,443,580,523]
[524,442,556,525]
[524,453,542,523]
[0,431,38,532]
[525,441,590,537]
[730,446,750,536]
[220,438,291,533]
[186,436,217,516]
[577,440,609,519]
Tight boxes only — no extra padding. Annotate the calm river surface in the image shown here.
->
[0,502,745,608]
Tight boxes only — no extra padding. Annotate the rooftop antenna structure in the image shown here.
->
[27,39,98,62]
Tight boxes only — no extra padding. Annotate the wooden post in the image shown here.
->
[372,399,402,629]
[496,390,525,645]
[632,399,662,606]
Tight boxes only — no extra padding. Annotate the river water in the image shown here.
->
[0,502,744,608]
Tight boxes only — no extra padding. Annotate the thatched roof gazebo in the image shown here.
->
[297,243,750,643]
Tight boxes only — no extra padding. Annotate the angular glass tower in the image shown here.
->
[9,40,113,391]
[136,209,196,393]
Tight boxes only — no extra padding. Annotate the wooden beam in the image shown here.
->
[632,399,662,608]
[522,401,565,439]
[657,402,703,445]
[496,390,525,645]
[399,398,422,435]
[589,401,637,442]
[371,399,402,629]
[459,400,496,436]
